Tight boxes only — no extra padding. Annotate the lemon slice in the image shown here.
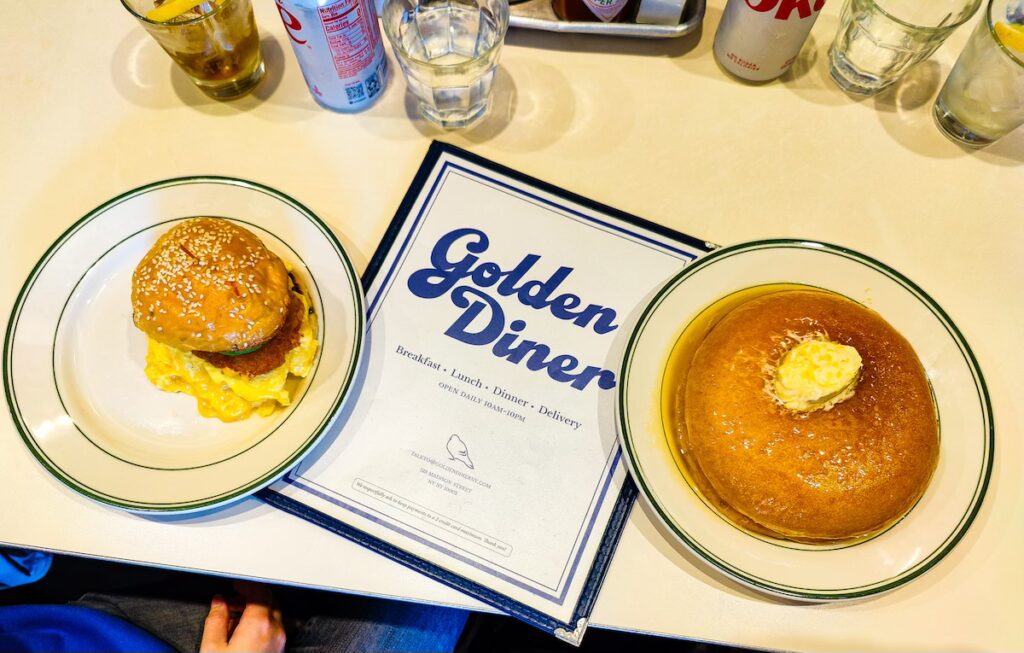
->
[995,22,1024,53]
[145,0,215,23]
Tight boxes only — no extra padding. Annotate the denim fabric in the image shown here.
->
[75,590,469,653]
[288,600,470,653]
[75,592,208,653]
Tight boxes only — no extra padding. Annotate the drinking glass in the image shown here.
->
[382,0,510,129]
[120,0,265,100]
[829,0,981,95]
[934,0,1024,146]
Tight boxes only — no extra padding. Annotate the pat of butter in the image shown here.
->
[774,339,862,412]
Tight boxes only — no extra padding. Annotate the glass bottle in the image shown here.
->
[553,0,638,22]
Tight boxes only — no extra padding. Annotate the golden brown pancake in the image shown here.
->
[678,290,938,542]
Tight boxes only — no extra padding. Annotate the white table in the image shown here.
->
[2,2,1021,651]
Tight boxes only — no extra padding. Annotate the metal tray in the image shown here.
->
[508,0,705,38]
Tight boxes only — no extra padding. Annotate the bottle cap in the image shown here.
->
[634,0,685,25]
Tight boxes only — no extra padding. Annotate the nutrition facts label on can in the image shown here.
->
[318,0,380,79]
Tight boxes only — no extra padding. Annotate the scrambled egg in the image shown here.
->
[773,338,862,412]
[145,294,318,422]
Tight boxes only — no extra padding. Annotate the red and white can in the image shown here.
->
[713,0,826,82]
[275,0,389,111]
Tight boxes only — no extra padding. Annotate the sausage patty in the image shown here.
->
[192,292,306,377]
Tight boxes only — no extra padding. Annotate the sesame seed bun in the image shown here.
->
[131,218,292,353]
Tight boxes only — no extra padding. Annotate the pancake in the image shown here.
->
[676,289,938,542]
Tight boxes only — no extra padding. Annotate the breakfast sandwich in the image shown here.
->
[131,218,318,421]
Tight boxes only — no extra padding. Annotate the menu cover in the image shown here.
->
[260,142,711,644]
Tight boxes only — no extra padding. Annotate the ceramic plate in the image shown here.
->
[618,240,993,600]
[4,177,365,512]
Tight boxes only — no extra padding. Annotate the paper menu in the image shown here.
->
[264,143,710,642]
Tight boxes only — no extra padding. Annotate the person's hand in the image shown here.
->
[200,581,286,653]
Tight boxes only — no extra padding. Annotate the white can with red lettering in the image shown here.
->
[713,0,826,82]
[275,0,389,111]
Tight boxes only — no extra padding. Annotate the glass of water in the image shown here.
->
[382,0,509,129]
[934,0,1024,146]
[829,0,981,96]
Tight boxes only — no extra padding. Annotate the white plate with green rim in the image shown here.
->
[4,177,365,513]
[617,239,993,600]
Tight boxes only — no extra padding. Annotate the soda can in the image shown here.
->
[276,0,390,111]
[714,0,826,82]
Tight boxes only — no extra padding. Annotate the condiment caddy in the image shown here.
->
[509,0,705,38]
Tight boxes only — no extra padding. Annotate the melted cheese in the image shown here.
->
[144,294,318,422]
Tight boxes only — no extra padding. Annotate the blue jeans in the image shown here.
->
[75,590,469,653]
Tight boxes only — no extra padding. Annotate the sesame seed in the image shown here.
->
[132,218,289,345]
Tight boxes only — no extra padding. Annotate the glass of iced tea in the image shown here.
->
[120,0,265,100]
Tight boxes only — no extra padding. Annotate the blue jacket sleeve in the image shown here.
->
[0,548,52,590]
[0,605,175,653]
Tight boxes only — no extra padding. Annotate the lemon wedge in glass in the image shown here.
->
[995,22,1024,54]
[145,0,215,23]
